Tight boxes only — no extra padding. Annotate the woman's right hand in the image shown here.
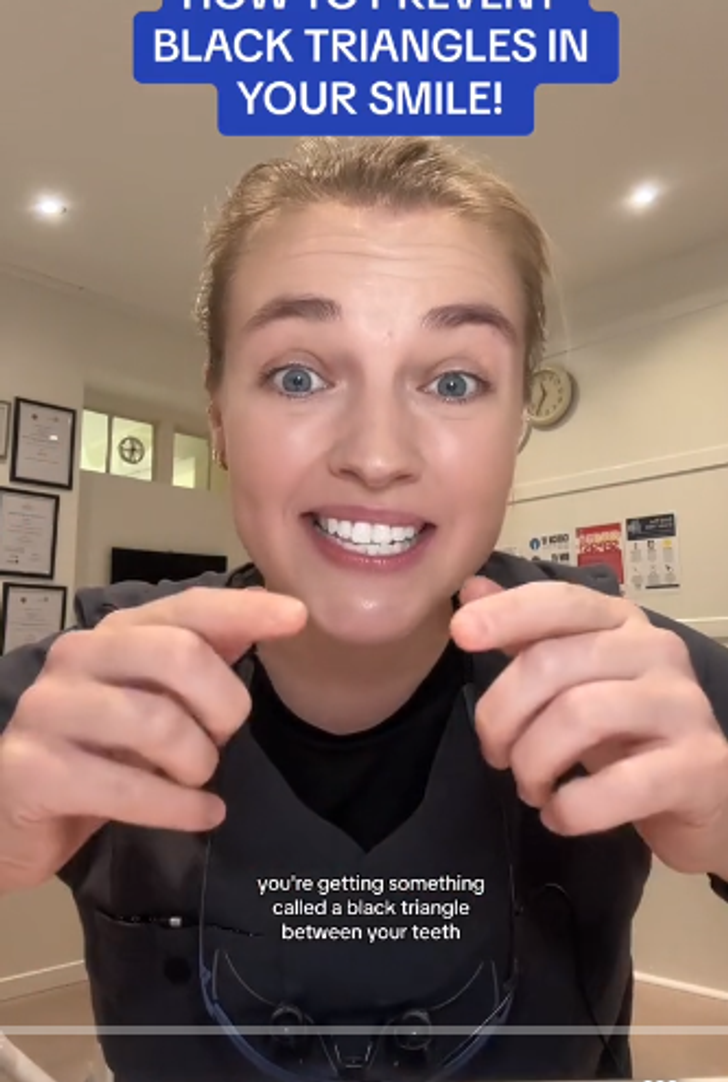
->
[0,587,307,891]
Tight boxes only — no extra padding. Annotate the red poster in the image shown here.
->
[576,523,624,584]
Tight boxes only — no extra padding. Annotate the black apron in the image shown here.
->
[196,679,518,1081]
[71,588,645,1081]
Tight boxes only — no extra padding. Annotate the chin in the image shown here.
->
[307,596,435,647]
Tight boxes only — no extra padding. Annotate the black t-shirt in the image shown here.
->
[249,641,469,851]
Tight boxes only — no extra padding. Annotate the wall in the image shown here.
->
[0,269,221,998]
[75,471,246,590]
[500,241,728,995]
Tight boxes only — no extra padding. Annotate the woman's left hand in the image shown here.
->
[450,577,728,879]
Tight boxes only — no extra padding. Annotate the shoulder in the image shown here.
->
[72,567,233,628]
[484,549,623,597]
[0,564,256,734]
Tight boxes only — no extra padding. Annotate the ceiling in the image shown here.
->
[1,0,727,330]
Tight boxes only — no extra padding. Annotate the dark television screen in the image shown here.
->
[110,547,228,585]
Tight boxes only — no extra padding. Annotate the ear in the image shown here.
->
[207,399,228,471]
[517,411,532,454]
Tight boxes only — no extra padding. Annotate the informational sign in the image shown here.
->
[576,522,624,584]
[1,584,67,655]
[527,531,573,565]
[544,531,572,565]
[625,513,680,592]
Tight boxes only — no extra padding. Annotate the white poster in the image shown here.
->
[11,399,76,489]
[1,585,67,653]
[0,489,58,578]
[625,513,680,592]
[527,531,574,565]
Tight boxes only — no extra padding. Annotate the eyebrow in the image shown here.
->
[242,294,517,344]
[421,302,518,344]
[242,294,342,334]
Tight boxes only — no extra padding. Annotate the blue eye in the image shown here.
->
[428,372,487,402]
[269,366,327,397]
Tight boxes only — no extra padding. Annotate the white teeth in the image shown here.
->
[394,526,418,542]
[352,522,372,545]
[313,516,425,557]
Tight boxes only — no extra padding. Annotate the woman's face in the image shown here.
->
[211,203,526,645]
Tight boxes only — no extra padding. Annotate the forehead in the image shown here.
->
[230,203,525,329]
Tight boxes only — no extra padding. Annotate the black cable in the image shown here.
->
[519,882,627,1079]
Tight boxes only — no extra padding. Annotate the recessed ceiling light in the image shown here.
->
[33,196,68,219]
[626,183,662,211]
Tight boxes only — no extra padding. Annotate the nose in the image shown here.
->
[328,390,424,491]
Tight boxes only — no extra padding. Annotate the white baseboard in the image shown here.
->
[635,970,728,1004]
[0,961,86,1003]
[512,443,728,504]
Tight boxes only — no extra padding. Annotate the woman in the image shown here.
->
[1,136,727,1082]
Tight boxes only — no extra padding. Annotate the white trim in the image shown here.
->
[512,445,728,505]
[635,970,728,1004]
[0,962,86,1003]
[681,617,728,640]
[546,289,728,360]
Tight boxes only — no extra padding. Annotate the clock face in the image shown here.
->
[528,365,575,429]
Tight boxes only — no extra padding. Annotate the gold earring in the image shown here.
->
[213,447,228,471]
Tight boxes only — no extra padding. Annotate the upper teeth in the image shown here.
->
[316,518,419,545]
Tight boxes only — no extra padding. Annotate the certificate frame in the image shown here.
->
[0,486,60,579]
[0,400,10,461]
[10,397,77,490]
[1,582,67,655]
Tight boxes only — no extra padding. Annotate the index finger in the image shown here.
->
[103,586,308,664]
[450,581,635,654]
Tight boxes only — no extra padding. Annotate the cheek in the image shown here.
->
[221,402,321,509]
[435,421,518,548]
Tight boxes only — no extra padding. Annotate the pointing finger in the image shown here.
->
[102,586,308,665]
[458,576,504,607]
[451,581,638,654]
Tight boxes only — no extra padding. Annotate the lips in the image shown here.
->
[301,505,434,566]
[309,506,430,530]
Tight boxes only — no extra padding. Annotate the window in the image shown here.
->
[173,432,211,491]
[110,417,155,481]
[80,409,155,482]
[80,410,110,473]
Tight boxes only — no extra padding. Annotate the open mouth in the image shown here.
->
[308,514,433,559]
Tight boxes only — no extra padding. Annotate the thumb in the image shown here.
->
[458,576,504,607]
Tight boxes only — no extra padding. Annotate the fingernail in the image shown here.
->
[207,799,227,828]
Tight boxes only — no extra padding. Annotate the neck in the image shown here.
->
[255,602,454,734]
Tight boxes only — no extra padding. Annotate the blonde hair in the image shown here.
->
[196,136,550,395]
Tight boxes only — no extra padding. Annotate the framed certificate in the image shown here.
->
[1,582,67,654]
[0,487,60,579]
[10,397,77,490]
[0,400,10,461]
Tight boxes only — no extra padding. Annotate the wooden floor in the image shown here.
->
[1,979,728,1080]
